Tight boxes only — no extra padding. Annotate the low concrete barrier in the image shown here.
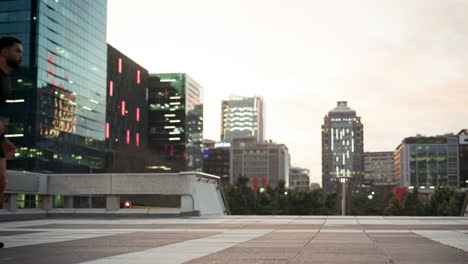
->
[1,171,228,220]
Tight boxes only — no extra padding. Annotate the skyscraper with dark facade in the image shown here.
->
[322,101,364,195]
[147,73,203,172]
[202,140,230,184]
[105,44,148,172]
[1,0,107,173]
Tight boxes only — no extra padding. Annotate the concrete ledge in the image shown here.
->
[0,209,47,222]
[4,171,228,217]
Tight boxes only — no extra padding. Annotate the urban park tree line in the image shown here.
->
[223,177,467,216]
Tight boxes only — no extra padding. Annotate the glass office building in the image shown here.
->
[395,135,459,188]
[148,73,203,172]
[0,0,107,172]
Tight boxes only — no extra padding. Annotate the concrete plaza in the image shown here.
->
[0,216,467,263]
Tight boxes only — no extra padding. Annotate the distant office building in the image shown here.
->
[363,151,396,198]
[202,140,231,184]
[221,95,265,143]
[230,137,290,188]
[310,183,321,190]
[289,167,310,190]
[395,135,459,188]
[457,130,468,188]
[2,0,108,173]
[321,101,364,195]
[363,152,395,185]
[147,73,203,172]
[105,44,148,172]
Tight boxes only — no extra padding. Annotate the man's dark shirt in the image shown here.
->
[0,68,11,113]
[0,68,10,158]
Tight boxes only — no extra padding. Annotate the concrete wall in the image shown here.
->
[2,171,228,218]
[47,173,187,195]
[181,172,227,216]
[4,171,47,194]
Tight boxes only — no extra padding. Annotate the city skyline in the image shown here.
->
[107,0,468,184]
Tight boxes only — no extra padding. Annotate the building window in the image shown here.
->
[121,101,126,116]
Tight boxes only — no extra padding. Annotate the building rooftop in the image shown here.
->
[329,101,356,114]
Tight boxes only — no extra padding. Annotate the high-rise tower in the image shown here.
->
[322,101,364,195]
[221,95,265,143]
[147,73,204,172]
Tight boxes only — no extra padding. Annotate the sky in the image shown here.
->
[107,0,468,185]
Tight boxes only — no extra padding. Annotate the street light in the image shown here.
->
[338,176,351,216]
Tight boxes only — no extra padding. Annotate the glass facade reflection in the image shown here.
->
[0,0,107,172]
[396,136,459,188]
[148,73,203,172]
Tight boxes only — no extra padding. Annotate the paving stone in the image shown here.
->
[292,253,389,263]
[0,231,218,264]
[1,216,468,263]
[0,231,43,236]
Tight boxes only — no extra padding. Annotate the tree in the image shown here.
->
[384,195,404,216]
[224,176,256,214]
[426,186,466,216]
[402,189,425,216]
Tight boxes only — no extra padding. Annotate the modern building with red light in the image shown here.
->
[105,44,148,172]
[147,73,204,173]
[1,0,108,173]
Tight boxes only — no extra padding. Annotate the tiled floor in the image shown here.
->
[0,216,467,263]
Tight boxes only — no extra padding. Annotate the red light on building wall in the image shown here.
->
[118,58,122,73]
[136,70,141,84]
[121,101,126,116]
[105,122,110,138]
[126,130,130,144]
[252,178,258,193]
[136,107,140,122]
[261,177,267,187]
[136,133,140,147]
[109,81,113,96]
